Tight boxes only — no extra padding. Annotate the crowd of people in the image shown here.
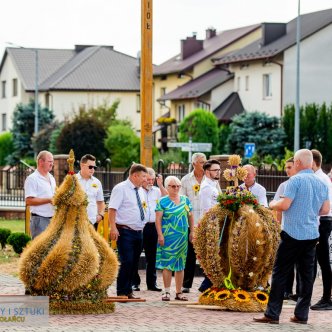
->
[24,148,332,323]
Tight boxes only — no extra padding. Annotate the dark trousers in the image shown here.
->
[143,222,158,288]
[132,223,158,288]
[314,217,332,300]
[265,231,318,321]
[285,264,300,295]
[183,231,197,288]
[116,228,143,296]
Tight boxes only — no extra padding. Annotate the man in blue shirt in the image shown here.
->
[253,149,330,325]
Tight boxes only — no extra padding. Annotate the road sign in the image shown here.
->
[167,142,189,148]
[244,143,255,158]
[182,143,212,152]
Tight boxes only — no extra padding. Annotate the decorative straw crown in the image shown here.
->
[67,149,75,175]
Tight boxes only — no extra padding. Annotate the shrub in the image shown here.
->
[0,132,14,166]
[0,228,11,249]
[7,232,31,254]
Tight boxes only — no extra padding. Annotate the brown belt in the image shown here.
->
[116,224,142,232]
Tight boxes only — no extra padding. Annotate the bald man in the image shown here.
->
[240,164,268,207]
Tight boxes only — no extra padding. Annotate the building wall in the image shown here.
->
[283,24,332,107]
[46,90,141,131]
[210,79,234,111]
[230,61,282,117]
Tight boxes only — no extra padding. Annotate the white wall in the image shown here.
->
[283,24,332,107]
[231,61,282,117]
[210,79,234,111]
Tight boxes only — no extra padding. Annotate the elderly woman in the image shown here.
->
[155,175,194,301]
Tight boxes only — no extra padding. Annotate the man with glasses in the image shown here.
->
[180,153,207,293]
[25,150,56,239]
[77,154,104,231]
[198,159,222,292]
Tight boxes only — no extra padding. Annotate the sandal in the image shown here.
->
[175,292,188,301]
[162,292,171,301]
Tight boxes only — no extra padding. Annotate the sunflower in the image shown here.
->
[193,184,200,195]
[215,289,231,301]
[201,288,212,297]
[233,289,251,302]
[252,290,269,305]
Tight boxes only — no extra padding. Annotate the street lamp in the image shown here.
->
[6,43,39,137]
[294,0,301,151]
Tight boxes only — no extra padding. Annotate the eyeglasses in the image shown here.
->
[209,169,221,172]
[168,185,181,189]
[87,165,97,170]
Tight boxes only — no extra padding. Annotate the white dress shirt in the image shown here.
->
[24,170,56,217]
[199,177,220,217]
[143,186,161,223]
[76,172,104,224]
[108,179,146,230]
[240,182,268,207]
[315,168,332,217]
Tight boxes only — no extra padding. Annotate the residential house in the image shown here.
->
[213,8,332,117]
[0,45,141,133]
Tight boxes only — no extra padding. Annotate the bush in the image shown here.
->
[0,132,14,166]
[7,232,31,254]
[32,121,61,153]
[0,228,11,249]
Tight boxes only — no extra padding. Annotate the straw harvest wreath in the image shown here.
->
[19,150,119,314]
[194,155,280,312]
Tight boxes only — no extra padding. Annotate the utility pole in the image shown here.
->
[140,0,153,166]
[294,0,301,151]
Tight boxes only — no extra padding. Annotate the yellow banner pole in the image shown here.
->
[140,0,153,167]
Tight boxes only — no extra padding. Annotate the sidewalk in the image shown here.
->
[0,271,331,332]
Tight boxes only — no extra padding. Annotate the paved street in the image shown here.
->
[0,271,331,332]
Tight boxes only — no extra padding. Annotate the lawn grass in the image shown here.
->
[0,219,25,233]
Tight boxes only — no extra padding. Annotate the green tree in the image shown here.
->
[0,132,14,166]
[104,124,140,167]
[219,124,231,154]
[9,99,54,162]
[56,116,107,161]
[32,121,61,153]
[227,111,286,158]
[178,109,219,155]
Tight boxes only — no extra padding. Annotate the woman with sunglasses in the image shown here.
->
[155,176,194,301]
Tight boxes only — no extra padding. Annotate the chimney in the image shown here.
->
[181,35,203,60]
[206,27,217,39]
[261,23,286,46]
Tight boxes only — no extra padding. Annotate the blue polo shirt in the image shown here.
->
[283,169,329,240]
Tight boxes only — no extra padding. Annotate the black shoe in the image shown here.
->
[182,288,190,293]
[288,294,299,302]
[132,285,140,291]
[147,286,162,292]
[310,298,332,310]
[284,292,292,300]
[128,293,141,299]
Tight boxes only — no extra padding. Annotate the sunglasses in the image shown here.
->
[209,169,221,172]
[168,185,181,189]
[87,165,97,170]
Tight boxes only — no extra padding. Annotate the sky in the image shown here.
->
[1,0,332,65]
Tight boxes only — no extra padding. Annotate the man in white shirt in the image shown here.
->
[76,154,105,231]
[132,168,167,292]
[198,159,222,292]
[240,164,268,207]
[24,151,56,239]
[180,153,206,293]
[108,163,148,299]
[310,149,332,310]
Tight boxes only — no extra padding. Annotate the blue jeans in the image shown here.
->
[265,231,318,321]
[30,215,51,239]
[116,228,143,296]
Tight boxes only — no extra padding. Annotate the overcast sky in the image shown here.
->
[1,0,331,65]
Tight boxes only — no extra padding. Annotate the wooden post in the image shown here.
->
[140,0,153,167]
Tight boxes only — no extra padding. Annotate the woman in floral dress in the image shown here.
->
[155,176,194,301]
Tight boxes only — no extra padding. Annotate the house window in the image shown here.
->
[160,87,166,107]
[263,74,272,98]
[1,81,6,98]
[237,77,241,91]
[136,94,141,113]
[2,113,7,131]
[245,76,249,91]
[178,104,185,122]
[12,78,18,97]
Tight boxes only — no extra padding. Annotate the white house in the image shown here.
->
[0,45,141,132]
